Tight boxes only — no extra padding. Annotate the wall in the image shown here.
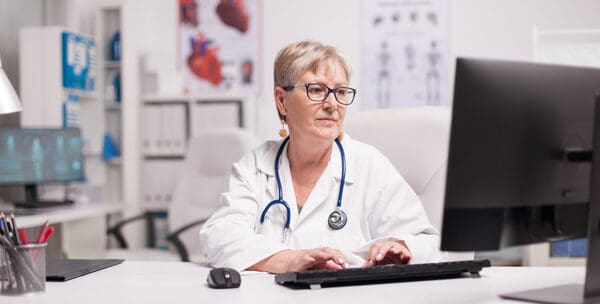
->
[113,0,600,142]
[0,0,45,127]
[451,0,600,61]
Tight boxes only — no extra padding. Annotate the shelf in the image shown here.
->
[105,157,122,165]
[144,155,185,160]
[83,150,102,157]
[142,204,169,212]
[103,61,121,69]
[105,103,121,111]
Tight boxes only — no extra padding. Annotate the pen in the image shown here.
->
[32,225,54,261]
[9,213,19,245]
[35,219,49,244]
[18,229,29,245]
[40,226,55,243]
[0,212,8,234]
[6,221,17,246]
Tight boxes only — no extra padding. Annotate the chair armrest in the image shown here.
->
[106,212,154,249]
[166,218,208,262]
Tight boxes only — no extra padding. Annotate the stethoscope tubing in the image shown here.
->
[259,136,346,230]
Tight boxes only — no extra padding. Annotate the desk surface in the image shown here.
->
[4,261,585,304]
[5,201,122,228]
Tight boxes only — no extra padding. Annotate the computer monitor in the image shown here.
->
[441,58,600,304]
[0,128,85,208]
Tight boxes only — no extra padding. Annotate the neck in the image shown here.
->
[287,136,333,171]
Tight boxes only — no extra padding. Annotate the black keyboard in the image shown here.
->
[275,259,491,288]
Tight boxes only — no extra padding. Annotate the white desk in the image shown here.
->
[13,201,122,228]
[4,262,585,304]
[7,201,123,258]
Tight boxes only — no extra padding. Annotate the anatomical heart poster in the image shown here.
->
[179,0,259,94]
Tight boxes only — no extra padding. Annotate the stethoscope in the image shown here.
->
[259,136,348,231]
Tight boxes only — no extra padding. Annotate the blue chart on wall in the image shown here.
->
[61,31,96,91]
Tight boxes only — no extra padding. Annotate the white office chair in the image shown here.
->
[344,106,473,261]
[106,128,256,262]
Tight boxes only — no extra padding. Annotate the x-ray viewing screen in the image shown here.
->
[0,128,85,184]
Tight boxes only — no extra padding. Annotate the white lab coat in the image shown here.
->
[199,135,440,271]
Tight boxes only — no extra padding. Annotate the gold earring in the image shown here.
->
[279,119,288,138]
[337,131,344,140]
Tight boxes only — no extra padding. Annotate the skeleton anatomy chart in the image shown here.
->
[361,0,449,109]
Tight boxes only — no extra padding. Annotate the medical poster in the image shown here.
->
[61,31,96,91]
[361,0,449,109]
[179,0,259,94]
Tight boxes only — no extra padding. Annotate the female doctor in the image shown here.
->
[199,40,440,273]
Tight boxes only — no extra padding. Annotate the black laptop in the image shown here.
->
[46,259,124,281]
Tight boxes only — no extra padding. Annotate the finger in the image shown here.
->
[309,248,344,267]
[318,247,348,267]
[375,242,394,262]
[321,260,344,270]
[365,242,391,267]
[383,243,412,264]
[362,258,375,268]
[294,254,318,271]
[392,241,412,262]
[367,243,384,262]
[399,246,412,263]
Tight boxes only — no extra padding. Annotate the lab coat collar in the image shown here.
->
[256,136,356,184]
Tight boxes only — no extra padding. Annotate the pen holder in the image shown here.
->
[0,243,46,295]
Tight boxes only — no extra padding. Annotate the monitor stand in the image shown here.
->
[13,184,74,209]
[500,97,600,303]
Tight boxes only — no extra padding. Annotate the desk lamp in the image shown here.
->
[0,54,23,114]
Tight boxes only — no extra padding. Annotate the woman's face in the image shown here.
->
[275,61,348,143]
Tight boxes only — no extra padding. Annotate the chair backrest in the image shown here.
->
[343,106,451,232]
[345,106,474,261]
[167,128,256,258]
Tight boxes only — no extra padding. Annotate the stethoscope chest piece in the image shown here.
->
[328,208,347,230]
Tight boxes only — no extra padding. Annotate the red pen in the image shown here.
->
[18,229,29,245]
[33,225,54,261]
[35,219,49,244]
[40,226,55,243]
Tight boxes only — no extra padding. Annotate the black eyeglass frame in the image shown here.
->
[283,83,357,105]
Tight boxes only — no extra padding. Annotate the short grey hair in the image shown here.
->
[273,40,352,88]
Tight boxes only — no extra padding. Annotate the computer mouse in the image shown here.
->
[207,267,241,289]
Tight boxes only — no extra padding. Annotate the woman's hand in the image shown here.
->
[363,240,411,267]
[249,247,348,273]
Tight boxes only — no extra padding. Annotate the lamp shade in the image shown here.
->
[0,55,23,114]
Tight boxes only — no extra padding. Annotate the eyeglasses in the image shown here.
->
[283,83,357,105]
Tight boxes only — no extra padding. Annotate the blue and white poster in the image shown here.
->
[62,31,96,91]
